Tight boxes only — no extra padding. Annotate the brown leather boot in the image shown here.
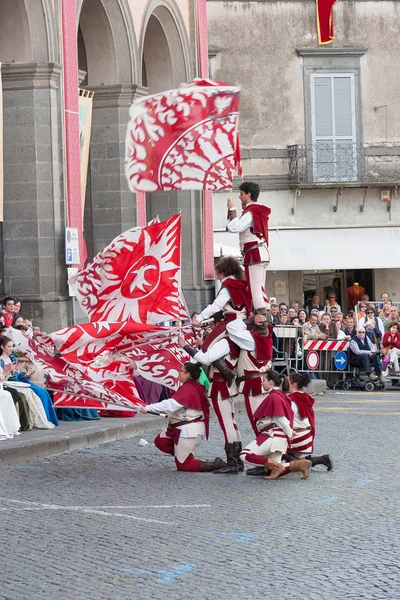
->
[264,459,285,479]
[236,441,244,472]
[199,457,227,472]
[214,442,240,474]
[289,459,311,480]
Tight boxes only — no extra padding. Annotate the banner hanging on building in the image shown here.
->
[78,89,93,219]
[0,64,3,222]
[125,78,241,192]
[316,0,339,45]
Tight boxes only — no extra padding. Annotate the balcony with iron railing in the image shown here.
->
[288,142,400,187]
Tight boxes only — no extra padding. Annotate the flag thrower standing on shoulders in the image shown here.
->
[226,182,271,317]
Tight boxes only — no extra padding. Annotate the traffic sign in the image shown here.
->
[65,227,80,265]
[334,351,348,371]
[306,351,319,370]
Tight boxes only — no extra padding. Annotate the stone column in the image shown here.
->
[85,84,148,255]
[2,62,69,330]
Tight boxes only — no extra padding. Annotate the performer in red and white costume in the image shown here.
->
[139,362,226,472]
[179,330,242,474]
[286,372,332,470]
[226,181,271,314]
[240,370,311,480]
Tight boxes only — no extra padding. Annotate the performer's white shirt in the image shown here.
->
[149,398,183,414]
[193,319,256,365]
[226,209,258,251]
[149,398,203,439]
[196,276,232,323]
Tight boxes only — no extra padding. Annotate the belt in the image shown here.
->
[242,242,266,255]
[259,424,276,433]
[238,373,261,382]
[169,416,204,428]
[293,427,310,433]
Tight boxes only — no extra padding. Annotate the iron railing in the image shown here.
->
[288,142,400,185]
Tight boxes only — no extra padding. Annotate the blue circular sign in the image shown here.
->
[334,351,348,371]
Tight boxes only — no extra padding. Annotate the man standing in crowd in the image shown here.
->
[349,326,385,383]
[226,182,271,318]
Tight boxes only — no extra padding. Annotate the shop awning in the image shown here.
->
[214,226,400,270]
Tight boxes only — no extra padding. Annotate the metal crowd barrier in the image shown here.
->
[272,325,351,387]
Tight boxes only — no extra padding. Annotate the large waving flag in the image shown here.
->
[69,214,188,324]
[316,0,339,45]
[125,78,241,192]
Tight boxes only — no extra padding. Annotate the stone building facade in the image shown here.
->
[0,0,214,330]
[209,0,400,311]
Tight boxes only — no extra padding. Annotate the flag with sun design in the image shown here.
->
[69,214,188,324]
[125,78,241,192]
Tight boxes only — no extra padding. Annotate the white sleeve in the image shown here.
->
[197,287,231,322]
[337,329,346,340]
[226,319,256,351]
[148,397,184,414]
[226,210,253,233]
[274,416,293,438]
[193,339,230,365]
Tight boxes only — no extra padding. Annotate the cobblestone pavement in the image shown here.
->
[1,391,399,600]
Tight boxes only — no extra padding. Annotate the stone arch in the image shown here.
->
[77,0,139,85]
[140,0,192,91]
[0,0,56,63]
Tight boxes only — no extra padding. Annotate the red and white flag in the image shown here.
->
[69,214,188,324]
[125,78,241,192]
[5,328,145,410]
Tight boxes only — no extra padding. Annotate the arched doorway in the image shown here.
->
[0,0,32,62]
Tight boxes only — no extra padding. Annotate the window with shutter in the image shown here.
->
[311,73,357,182]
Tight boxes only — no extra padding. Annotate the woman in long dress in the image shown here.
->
[0,336,58,427]
[0,384,21,440]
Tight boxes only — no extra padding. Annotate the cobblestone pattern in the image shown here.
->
[1,392,399,599]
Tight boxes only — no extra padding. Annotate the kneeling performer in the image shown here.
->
[139,363,226,472]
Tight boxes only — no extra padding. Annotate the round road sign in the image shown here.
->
[306,350,319,370]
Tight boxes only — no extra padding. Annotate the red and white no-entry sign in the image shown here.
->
[306,351,319,370]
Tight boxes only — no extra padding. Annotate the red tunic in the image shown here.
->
[243,203,271,246]
[288,391,315,442]
[254,389,294,424]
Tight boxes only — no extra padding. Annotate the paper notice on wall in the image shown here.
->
[0,64,3,222]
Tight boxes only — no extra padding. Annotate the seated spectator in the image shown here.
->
[0,380,21,440]
[306,294,323,315]
[325,293,341,313]
[12,298,22,316]
[298,309,307,325]
[12,315,25,329]
[361,306,384,336]
[383,306,400,331]
[270,304,279,325]
[287,307,297,320]
[1,297,15,327]
[382,323,400,375]
[361,312,382,350]
[343,316,357,341]
[0,336,59,426]
[303,314,327,341]
[379,300,392,322]
[349,327,385,383]
[318,313,337,339]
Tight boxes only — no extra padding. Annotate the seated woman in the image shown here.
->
[0,336,59,426]
[240,370,311,480]
[139,362,226,472]
[0,382,21,440]
[285,372,332,470]
[382,323,400,375]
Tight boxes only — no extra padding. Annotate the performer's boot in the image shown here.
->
[264,459,285,480]
[212,359,235,387]
[236,441,244,472]
[199,457,227,472]
[246,466,266,476]
[288,459,311,480]
[281,452,296,463]
[213,442,240,474]
[305,454,333,471]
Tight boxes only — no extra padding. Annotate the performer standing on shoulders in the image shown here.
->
[138,362,226,472]
[284,372,333,470]
[226,182,271,316]
[240,370,311,480]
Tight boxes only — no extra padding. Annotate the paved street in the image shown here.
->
[1,391,399,600]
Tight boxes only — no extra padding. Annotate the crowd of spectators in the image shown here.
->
[270,291,400,380]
